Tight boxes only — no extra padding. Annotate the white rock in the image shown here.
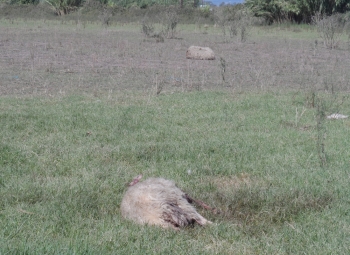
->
[326,113,348,120]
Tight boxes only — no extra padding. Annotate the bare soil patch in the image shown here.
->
[1,19,350,97]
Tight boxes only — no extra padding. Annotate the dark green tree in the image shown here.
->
[245,0,350,23]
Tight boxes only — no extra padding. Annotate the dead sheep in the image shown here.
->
[120,175,214,230]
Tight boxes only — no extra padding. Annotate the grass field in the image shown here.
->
[1,11,350,254]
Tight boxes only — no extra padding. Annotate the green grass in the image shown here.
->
[1,91,350,254]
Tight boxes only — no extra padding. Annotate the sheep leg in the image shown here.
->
[128,174,143,186]
[184,193,220,215]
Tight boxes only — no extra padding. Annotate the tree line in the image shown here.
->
[245,0,350,23]
[3,0,350,23]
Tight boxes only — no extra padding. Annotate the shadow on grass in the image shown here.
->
[191,174,334,236]
[209,187,333,236]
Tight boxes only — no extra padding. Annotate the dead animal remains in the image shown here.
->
[186,46,215,60]
[120,175,216,229]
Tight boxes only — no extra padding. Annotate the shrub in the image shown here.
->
[160,6,179,39]
[98,7,112,26]
[313,13,346,49]
[44,0,82,15]
[199,5,211,18]
[141,16,164,42]
[214,5,253,43]
[141,19,155,37]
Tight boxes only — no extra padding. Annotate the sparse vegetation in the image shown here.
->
[44,0,81,15]
[316,101,327,167]
[160,7,179,39]
[141,16,165,42]
[141,18,155,37]
[98,7,112,27]
[313,13,347,49]
[214,5,254,43]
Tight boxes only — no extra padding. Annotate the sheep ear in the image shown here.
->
[129,174,143,186]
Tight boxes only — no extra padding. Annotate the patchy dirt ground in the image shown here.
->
[1,17,350,96]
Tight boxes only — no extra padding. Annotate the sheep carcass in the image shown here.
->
[120,177,212,229]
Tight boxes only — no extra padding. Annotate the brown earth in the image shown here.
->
[0,13,350,97]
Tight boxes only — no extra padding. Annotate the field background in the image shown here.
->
[1,6,350,254]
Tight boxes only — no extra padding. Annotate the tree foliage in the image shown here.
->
[4,0,196,13]
[44,0,81,15]
[245,0,350,23]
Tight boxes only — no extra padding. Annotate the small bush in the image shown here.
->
[141,16,164,42]
[141,18,155,37]
[160,7,178,39]
[313,13,345,49]
[214,5,252,43]
[98,7,112,27]
[199,5,211,18]
[44,0,81,15]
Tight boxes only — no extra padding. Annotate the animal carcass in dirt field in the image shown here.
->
[186,46,215,60]
[120,175,215,229]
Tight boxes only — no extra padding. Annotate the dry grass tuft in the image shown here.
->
[209,173,254,191]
